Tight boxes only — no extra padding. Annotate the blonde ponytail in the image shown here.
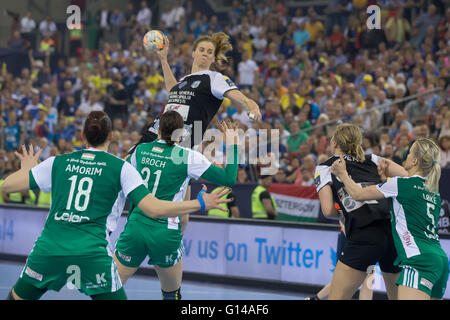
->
[411,138,441,193]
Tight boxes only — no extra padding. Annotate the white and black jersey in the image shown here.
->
[314,154,391,237]
[131,70,238,152]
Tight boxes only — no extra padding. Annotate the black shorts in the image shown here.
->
[339,219,401,274]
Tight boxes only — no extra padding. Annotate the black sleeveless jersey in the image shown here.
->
[139,70,238,149]
[314,154,391,236]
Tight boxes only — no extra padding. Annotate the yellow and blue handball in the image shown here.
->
[143,30,165,52]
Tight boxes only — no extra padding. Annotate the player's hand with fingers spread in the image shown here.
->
[198,185,232,212]
[330,155,348,179]
[220,119,239,145]
[15,144,41,171]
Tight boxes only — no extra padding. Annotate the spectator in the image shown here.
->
[287,121,309,154]
[361,97,381,131]
[134,80,153,113]
[394,133,411,162]
[382,141,403,165]
[329,24,345,50]
[39,32,56,54]
[25,90,44,120]
[414,4,443,40]
[78,89,104,118]
[32,106,52,139]
[96,2,111,49]
[119,2,136,49]
[20,11,36,50]
[300,166,314,186]
[136,0,152,28]
[404,89,431,124]
[305,7,325,45]
[110,8,124,42]
[280,83,304,114]
[439,132,450,168]
[4,110,21,152]
[251,174,278,220]
[105,74,128,123]
[237,51,259,90]
[385,7,411,47]
[37,137,50,161]
[168,0,186,30]
[7,31,29,50]
[273,168,288,184]
[39,16,57,38]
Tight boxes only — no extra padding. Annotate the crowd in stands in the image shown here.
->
[0,0,449,206]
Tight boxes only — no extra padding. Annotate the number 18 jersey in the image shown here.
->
[29,148,149,256]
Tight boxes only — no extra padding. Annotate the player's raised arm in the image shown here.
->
[3,144,42,193]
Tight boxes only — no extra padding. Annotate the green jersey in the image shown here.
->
[29,148,150,256]
[127,139,238,230]
[376,175,446,264]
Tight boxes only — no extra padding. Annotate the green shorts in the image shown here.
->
[114,218,184,268]
[16,250,122,298]
[397,253,449,299]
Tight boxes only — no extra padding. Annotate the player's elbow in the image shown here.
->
[138,195,164,218]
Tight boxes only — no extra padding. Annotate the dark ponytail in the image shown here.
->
[159,111,184,146]
[83,111,112,147]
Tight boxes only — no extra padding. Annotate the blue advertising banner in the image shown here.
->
[1,205,450,298]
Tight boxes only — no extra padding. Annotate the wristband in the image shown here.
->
[197,189,206,211]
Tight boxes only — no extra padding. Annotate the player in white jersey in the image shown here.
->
[331,138,448,299]
[133,31,261,151]
[129,32,262,224]
[4,111,231,300]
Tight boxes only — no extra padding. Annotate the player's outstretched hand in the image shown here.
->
[15,144,41,171]
[200,185,232,212]
[219,119,240,145]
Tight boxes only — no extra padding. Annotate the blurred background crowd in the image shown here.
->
[0,0,449,206]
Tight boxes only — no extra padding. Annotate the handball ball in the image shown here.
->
[143,30,165,51]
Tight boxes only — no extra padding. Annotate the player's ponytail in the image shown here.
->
[411,138,441,193]
[332,124,366,162]
[193,32,232,70]
[159,111,184,146]
[83,111,112,147]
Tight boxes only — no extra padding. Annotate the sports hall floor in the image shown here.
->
[0,260,308,300]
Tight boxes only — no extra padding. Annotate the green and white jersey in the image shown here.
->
[376,175,446,263]
[29,148,150,256]
[128,140,213,230]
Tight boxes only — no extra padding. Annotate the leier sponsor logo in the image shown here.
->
[54,211,90,223]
